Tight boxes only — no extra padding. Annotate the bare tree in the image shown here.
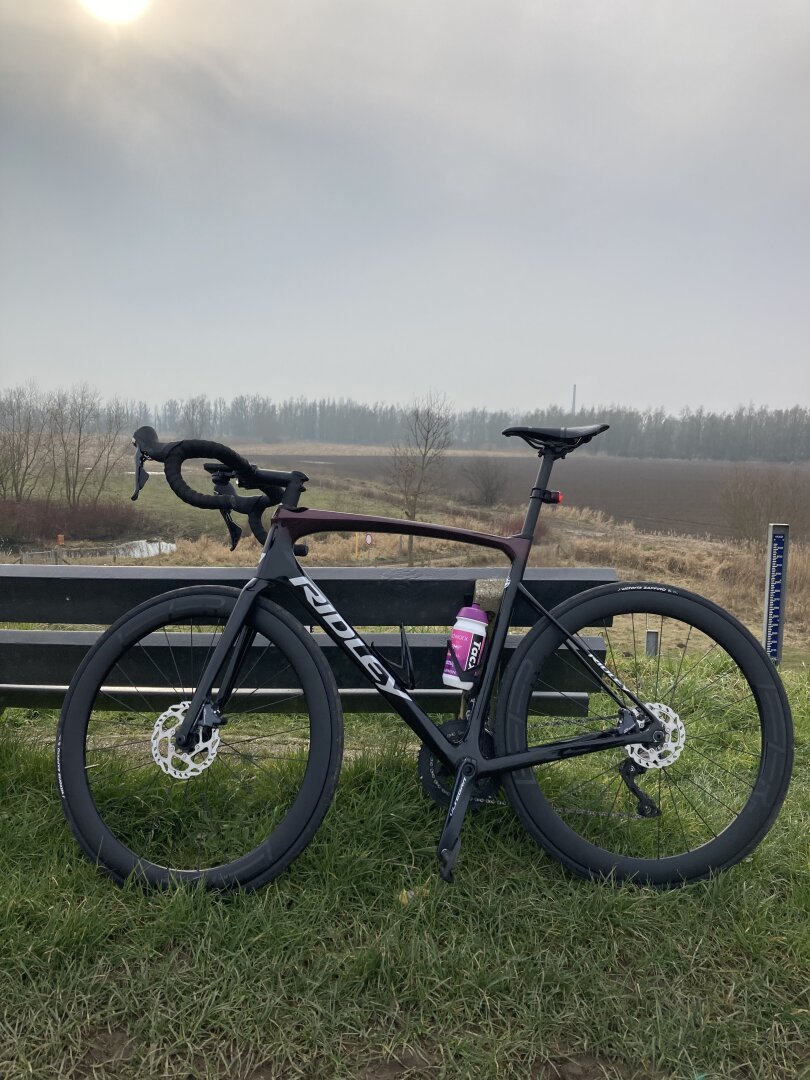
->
[720,465,810,545]
[49,384,131,507]
[180,395,213,438]
[0,383,51,501]
[389,392,453,565]
[461,455,506,508]
[88,397,133,505]
[211,395,228,436]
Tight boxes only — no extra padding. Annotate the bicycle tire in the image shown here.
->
[56,586,343,890]
[495,582,793,886]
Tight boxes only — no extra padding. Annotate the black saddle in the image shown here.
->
[502,424,609,455]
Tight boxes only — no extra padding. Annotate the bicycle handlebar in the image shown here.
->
[131,426,308,546]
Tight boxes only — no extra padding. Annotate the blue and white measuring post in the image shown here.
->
[762,524,789,665]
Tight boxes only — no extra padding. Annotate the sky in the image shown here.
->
[0,0,808,415]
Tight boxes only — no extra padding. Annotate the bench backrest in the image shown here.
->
[0,565,616,715]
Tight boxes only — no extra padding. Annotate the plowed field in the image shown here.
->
[250,451,810,540]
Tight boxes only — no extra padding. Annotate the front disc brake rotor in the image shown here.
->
[417,719,501,810]
[151,701,221,780]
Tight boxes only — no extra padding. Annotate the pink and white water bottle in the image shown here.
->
[442,603,489,690]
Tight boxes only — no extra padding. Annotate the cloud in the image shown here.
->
[0,0,807,411]
[4,0,809,192]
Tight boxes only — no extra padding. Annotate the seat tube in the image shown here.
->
[466,458,554,739]
[520,452,556,539]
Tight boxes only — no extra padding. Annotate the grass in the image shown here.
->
[1,671,808,1080]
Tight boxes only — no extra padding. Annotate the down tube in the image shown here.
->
[280,572,459,765]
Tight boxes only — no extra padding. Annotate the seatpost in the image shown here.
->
[520,452,556,539]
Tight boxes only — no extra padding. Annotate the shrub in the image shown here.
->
[0,499,157,547]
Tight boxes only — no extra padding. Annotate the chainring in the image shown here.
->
[417,719,501,810]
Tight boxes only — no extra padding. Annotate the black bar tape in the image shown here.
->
[133,427,287,518]
[164,447,262,514]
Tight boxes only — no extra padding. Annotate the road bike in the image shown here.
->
[56,423,794,890]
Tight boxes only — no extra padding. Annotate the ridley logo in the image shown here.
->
[289,576,410,701]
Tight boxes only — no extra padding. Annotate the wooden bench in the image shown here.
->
[0,565,616,716]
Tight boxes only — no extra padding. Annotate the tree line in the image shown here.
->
[154,396,810,462]
[2,384,808,511]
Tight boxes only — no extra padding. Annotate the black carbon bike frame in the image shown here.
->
[170,449,665,877]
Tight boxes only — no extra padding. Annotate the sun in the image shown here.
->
[78,0,153,24]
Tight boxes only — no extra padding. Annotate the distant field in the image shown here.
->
[248,449,810,540]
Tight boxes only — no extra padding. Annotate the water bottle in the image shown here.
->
[442,603,489,690]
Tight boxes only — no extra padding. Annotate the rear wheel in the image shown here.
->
[57,587,343,890]
[496,583,793,885]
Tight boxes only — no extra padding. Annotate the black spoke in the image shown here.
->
[662,774,719,841]
[97,692,153,729]
[685,744,756,789]
[689,735,761,760]
[218,739,304,780]
[551,760,622,804]
[668,624,692,699]
[231,691,307,717]
[161,627,185,695]
[220,724,309,745]
[662,769,691,852]
[101,675,161,725]
[87,737,152,755]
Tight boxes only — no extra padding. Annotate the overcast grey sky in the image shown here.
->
[1,0,808,414]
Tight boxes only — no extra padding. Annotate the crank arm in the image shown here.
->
[436,760,478,883]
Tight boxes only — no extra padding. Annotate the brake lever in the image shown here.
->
[219,509,242,551]
[211,473,243,551]
[131,447,150,502]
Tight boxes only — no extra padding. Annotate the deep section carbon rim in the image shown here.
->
[498,585,792,882]
[59,590,340,885]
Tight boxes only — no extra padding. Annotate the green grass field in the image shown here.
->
[1,672,808,1080]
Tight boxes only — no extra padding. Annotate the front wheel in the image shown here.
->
[57,587,343,890]
[495,583,793,886]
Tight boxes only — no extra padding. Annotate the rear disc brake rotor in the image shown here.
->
[626,703,686,770]
[417,719,501,810]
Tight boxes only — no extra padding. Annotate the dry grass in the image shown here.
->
[534,508,810,649]
[123,522,508,571]
[5,492,807,655]
[112,501,810,652]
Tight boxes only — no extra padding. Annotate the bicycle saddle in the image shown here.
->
[502,424,609,454]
